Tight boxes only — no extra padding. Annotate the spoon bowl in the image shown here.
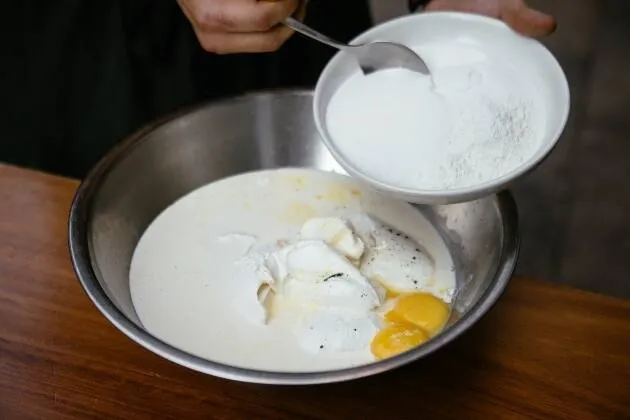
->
[284,17,429,75]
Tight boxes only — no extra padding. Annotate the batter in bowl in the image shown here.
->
[130,168,456,372]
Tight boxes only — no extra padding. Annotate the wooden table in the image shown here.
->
[1,164,629,420]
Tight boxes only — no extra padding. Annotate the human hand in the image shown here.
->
[424,0,556,37]
[177,0,303,54]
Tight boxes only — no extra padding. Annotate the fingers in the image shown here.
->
[293,0,308,22]
[423,0,556,38]
[424,0,500,17]
[185,0,298,32]
[502,6,557,37]
[194,25,296,54]
[178,0,301,53]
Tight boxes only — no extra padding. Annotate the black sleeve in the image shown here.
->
[1,0,371,179]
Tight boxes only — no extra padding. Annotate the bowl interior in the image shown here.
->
[71,90,518,384]
[313,12,570,204]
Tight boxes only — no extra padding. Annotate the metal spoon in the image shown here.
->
[284,17,430,75]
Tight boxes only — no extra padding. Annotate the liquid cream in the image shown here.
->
[130,168,456,372]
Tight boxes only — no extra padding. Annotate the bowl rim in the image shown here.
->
[68,89,520,385]
[313,11,571,204]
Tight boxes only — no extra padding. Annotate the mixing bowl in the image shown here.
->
[314,12,570,205]
[68,90,519,385]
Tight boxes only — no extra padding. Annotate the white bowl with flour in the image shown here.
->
[313,12,570,205]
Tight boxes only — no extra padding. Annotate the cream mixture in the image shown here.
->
[130,169,456,372]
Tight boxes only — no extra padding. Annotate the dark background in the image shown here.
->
[505,0,630,298]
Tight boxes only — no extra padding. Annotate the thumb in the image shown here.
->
[502,6,557,37]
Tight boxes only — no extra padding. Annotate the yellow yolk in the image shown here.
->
[383,309,408,325]
[371,325,430,359]
[391,292,450,336]
[370,292,451,360]
[385,289,399,300]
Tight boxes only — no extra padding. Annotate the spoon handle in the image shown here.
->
[284,17,347,51]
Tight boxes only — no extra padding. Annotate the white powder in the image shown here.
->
[325,43,546,191]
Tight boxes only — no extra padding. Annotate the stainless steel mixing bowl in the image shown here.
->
[68,90,519,385]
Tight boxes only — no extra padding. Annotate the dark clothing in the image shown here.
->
[2,1,372,178]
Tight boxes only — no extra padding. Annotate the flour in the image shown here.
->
[325,43,545,191]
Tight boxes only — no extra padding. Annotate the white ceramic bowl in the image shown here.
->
[313,12,570,205]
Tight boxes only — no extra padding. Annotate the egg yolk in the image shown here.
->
[371,325,430,359]
[391,292,450,336]
[371,292,451,360]
[383,309,408,325]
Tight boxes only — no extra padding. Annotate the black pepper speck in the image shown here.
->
[323,272,344,282]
